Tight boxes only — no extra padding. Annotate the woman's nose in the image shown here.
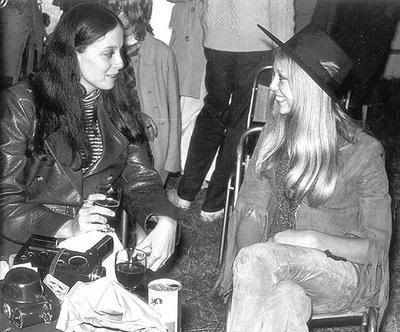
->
[269,74,278,91]
[114,53,124,69]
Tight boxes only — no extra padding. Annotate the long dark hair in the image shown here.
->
[31,3,145,168]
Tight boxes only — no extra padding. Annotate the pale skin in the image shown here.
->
[268,62,370,266]
[55,25,177,271]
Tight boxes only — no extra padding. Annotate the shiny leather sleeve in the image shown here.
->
[121,141,179,237]
[0,85,70,255]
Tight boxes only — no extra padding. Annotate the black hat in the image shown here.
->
[258,24,353,109]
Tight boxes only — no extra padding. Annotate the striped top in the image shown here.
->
[82,89,103,173]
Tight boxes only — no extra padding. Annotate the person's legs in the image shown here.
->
[201,51,269,212]
[227,280,311,332]
[0,8,29,89]
[177,48,234,202]
[228,242,358,332]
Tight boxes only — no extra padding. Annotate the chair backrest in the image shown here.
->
[247,65,274,129]
[218,127,262,266]
[232,127,263,206]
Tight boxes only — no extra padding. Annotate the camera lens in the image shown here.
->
[68,255,88,268]
[13,307,22,328]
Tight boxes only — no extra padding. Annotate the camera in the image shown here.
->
[13,234,114,287]
[2,267,60,328]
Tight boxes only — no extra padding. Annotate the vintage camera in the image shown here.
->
[14,234,114,287]
[2,267,60,328]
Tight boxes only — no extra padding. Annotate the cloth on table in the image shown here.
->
[56,277,165,332]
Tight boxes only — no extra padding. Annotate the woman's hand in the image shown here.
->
[136,216,177,271]
[55,194,114,238]
[271,229,370,264]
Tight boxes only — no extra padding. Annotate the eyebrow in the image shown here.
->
[103,45,120,52]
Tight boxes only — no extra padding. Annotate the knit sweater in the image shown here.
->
[201,0,294,52]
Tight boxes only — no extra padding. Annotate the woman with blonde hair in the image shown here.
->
[216,24,392,332]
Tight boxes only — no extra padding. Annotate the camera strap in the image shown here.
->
[49,248,66,277]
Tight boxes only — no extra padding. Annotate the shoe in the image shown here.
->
[167,189,192,210]
[200,209,224,222]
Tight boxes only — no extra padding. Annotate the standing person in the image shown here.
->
[0,0,46,90]
[114,0,181,185]
[167,0,213,180]
[0,3,179,271]
[217,25,392,331]
[168,0,294,222]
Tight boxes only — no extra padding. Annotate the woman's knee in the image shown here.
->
[233,242,282,280]
[275,280,310,306]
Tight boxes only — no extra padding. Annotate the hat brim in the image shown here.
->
[257,24,348,112]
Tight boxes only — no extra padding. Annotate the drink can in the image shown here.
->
[148,278,182,332]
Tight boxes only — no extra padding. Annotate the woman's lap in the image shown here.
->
[234,242,359,314]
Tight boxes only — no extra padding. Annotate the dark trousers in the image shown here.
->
[0,1,45,90]
[178,47,271,212]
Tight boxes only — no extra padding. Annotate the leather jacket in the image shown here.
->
[0,81,177,256]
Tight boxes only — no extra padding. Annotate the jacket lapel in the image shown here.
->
[83,101,129,177]
[45,130,83,195]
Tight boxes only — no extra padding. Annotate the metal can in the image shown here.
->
[148,278,182,332]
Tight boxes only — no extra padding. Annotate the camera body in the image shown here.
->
[14,234,114,287]
[2,267,60,328]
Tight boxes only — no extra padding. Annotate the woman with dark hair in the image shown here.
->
[0,3,179,272]
[216,25,392,331]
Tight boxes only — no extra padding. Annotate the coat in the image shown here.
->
[168,0,206,98]
[128,32,181,180]
[216,121,392,323]
[0,81,177,256]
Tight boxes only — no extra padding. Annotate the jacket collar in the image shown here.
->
[84,100,129,176]
[44,97,129,192]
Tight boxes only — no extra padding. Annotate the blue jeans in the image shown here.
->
[178,48,271,212]
[228,242,359,332]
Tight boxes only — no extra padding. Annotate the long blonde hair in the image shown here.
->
[255,49,360,207]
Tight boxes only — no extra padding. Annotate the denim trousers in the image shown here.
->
[227,242,359,332]
[178,47,271,212]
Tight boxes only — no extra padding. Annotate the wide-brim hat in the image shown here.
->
[258,24,353,111]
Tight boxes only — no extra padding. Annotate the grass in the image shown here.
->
[146,181,227,331]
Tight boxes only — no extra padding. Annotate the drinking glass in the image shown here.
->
[94,184,122,221]
[115,248,147,292]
